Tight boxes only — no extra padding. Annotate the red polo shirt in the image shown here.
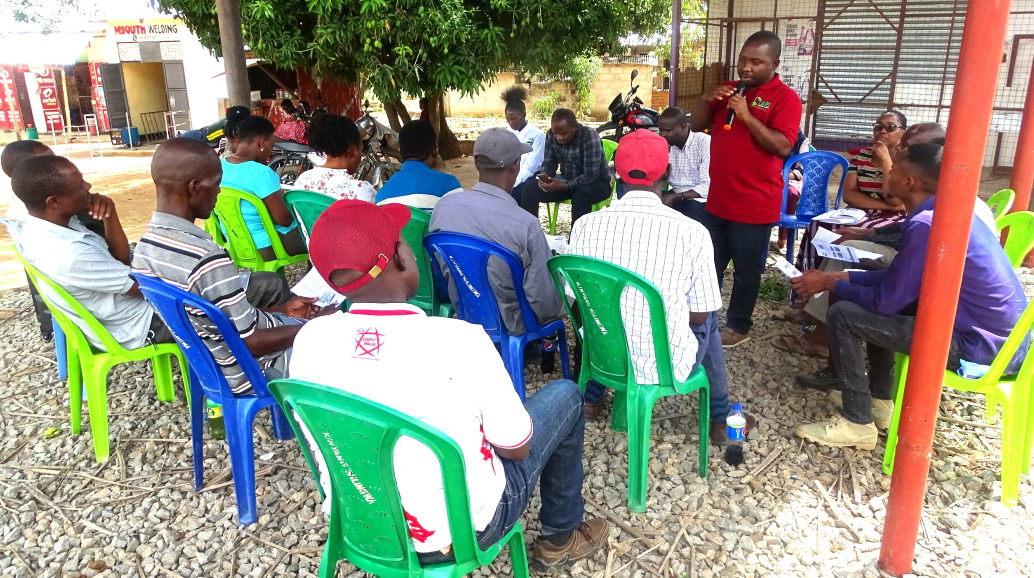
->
[706,74,802,224]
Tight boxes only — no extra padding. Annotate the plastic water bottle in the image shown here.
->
[206,399,226,440]
[540,335,557,374]
[724,403,746,466]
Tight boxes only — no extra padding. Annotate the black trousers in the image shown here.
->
[700,211,773,335]
[514,178,612,225]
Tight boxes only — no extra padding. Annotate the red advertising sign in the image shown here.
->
[88,62,110,131]
[33,68,64,132]
[0,66,22,130]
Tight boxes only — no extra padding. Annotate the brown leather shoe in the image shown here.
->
[710,412,757,446]
[720,328,751,347]
[532,518,610,571]
[584,401,600,421]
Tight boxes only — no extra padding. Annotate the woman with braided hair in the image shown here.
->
[501,85,545,198]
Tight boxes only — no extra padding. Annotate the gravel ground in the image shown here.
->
[0,219,1032,578]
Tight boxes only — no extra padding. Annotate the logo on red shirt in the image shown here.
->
[354,327,385,359]
[405,511,436,543]
[751,96,772,110]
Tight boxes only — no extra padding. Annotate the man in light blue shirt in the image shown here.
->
[376,120,462,210]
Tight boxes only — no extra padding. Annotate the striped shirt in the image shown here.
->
[847,147,884,200]
[131,212,286,395]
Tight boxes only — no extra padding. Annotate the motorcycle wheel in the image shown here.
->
[595,122,622,142]
[274,161,303,185]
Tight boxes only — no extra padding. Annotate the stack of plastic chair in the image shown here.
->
[882,299,1034,507]
[268,379,530,578]
[545,138,619,235]
[210,187,309,274]
[134,273,295,525]
[996,211,1034,270]
[774,151,849,266]
[400,207,453,317]
[16,249,189,463]
[422,232,570,400]
[282,189,335,248]
[547,255,710,512]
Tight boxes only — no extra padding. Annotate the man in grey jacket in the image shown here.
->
[430,128,564,336]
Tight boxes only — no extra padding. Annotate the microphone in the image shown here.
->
[723,82,746,131]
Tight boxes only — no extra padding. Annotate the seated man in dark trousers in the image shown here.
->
[513,108,611,226]
[290,199,609,570]
[791,143,1029,449]
[133,138,318,395]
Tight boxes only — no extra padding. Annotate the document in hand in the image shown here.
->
[813,208,867,225]
[291,267,346,307]
[813,242,884,263]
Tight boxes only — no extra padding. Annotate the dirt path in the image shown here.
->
[0,153,479,290]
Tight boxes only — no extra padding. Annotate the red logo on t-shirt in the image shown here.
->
[479,425,495,473]
[354,327,384,359]
[405,510,436,543]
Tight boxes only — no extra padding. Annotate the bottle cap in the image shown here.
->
[732,403,742,412]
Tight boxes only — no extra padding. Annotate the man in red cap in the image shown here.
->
[567,129,755,442]
[289,200,609,571]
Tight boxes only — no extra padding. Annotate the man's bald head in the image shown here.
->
[151,138,223,220]
[901,122,946,148]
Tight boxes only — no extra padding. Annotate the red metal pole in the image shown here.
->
[878,1,1012,576]
[1011,62,1034,266]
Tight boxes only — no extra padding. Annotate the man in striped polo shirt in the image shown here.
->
[133,138,319,395]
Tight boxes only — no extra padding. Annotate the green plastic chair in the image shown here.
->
[267,379,530,578]
[882,299,1034,507]
[283,189,336,248]
[15,248,190,463]
[400,207,454,318]
[996,211,1034,270]
[545,139,618,235]
[546,255,709,512]
[210,187,310,273]
[988,188,1016,221]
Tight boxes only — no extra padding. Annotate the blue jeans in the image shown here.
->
[418,379,586,564]
[583,311,732,423]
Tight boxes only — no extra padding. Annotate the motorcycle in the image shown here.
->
[268,139,314,186]
[596,69,660,141]
[355,99,403,189]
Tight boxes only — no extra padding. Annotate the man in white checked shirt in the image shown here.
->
[657,107,711,223]
[568,129,755,443]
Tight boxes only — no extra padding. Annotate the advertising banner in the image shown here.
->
[88,62,110,131]
[0,66,22,130]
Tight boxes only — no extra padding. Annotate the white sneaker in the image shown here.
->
[795,414,878,451]
[827,391,893,430]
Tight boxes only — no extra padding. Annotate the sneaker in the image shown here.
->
[710,413,757,445]
[720,328,751,347]
[828,391,893,430]
[795,414,878,451]
[795,368,840,392]
[531,518,610,571]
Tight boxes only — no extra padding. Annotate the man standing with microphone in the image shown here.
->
[689,30,802,347]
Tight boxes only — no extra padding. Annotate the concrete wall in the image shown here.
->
[121,62,166,130]
[448,64,659,120]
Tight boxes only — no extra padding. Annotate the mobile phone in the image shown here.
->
[536,173,550,182]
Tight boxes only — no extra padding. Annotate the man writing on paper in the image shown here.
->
[688,30,802,347]
[789,143,1028,450]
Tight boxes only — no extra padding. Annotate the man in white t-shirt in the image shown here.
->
[289,200,609,570]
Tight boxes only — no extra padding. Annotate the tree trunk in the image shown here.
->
[383,99,402,132]
[215,0,251,107]
[395,99,412,124]
[434,94,461,160]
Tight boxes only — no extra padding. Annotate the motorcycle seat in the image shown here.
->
[274,138,311,152]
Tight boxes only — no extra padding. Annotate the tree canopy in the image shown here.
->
[159,0,671,104]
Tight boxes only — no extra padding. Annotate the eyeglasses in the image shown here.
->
[873,123,904,133]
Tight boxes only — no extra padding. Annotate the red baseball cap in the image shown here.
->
[615,129,669,186]
[309,200,412,293]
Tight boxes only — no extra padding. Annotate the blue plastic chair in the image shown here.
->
[55,324,68,379]
[133,273,295,525]
[422,232,570,400]
[776,151,849,266]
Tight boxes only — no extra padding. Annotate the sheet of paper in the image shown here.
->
[813,242,883,263]
[811,226,843,246]
[773,257,803,278]
[291,267,346,307]
[545,233,568,256]
[813,208,866,225]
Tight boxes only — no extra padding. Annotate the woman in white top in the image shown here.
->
[501,86,545,193]
[293,113,377,203]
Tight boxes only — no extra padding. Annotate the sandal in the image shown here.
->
[771,309,813,324]
[773,334,829,358]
